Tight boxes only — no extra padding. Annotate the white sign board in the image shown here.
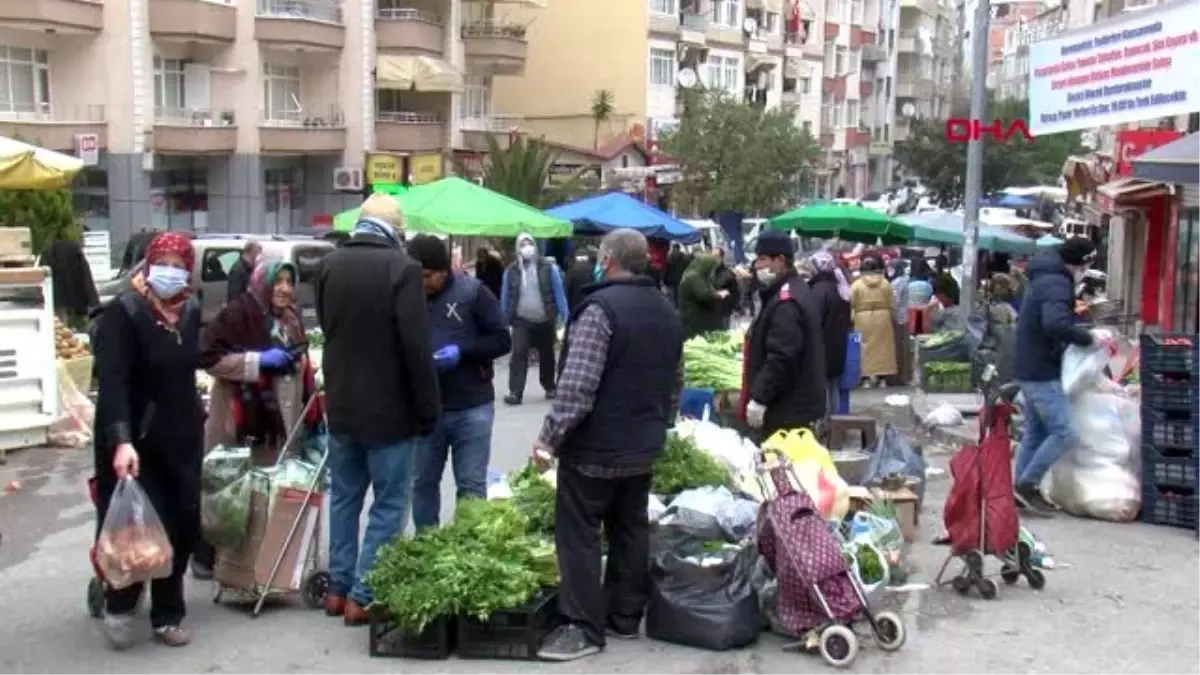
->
[74,133,99,166]
[1027,0,1200,136]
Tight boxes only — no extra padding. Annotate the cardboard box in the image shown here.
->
[0,227,32,264]
[851,486,919,543]
[214,486,323,593]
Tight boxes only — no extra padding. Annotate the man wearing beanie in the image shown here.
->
[1012,236,1098,516]
[406,235,512,530]
[739,230,827,438]
[499,232,569,405]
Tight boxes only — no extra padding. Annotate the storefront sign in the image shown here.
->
[409,153,443,185]
[365,153,402,185]
[1028,0,1200,136]
[1114,128,1182,176]
[868,141,891,156]
[74,133,99,166]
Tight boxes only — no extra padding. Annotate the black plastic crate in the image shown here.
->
[1143,408,1199,450]
[1140,379,1199,412]
[369,612,455,659]
[1141,484,1199,531]
[1140,333,1199,376]
[1142,444,1200,489]
[457,588,560,661]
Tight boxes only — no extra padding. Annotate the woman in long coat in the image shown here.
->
[850,256,897,387]
[677,254,726,339]
[93,232,203,649]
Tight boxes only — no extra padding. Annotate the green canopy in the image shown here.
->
[400,177,572,237]
[332,187,408,232]
[899,211,1035,255]
[769,202,912,244]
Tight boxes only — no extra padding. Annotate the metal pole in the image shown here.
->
[959,0,991,315]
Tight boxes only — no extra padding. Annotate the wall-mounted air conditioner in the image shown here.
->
[333,167,364,192]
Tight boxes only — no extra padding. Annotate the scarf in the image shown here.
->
[135,232,196,327]
[810,251,851,301]
[353,216,401,247]
[248,261,305,346]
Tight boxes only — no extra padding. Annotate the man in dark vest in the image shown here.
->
[499,232,569,405]
[406,235,512,530]
[531,228,684,661]
[226,239,261,299]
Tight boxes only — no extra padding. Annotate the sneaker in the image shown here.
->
[537,624,602,662]
[103,613,136,650]
[504,393,523,406]
[1015,483,1055,518]
[152,625,191,647]
[605,620,639,640]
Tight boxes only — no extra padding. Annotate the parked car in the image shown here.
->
[95,234,335,327]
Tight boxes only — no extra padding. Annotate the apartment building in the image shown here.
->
[996,2,1065,101]
[0,0,536,242]
[889,0,957,178]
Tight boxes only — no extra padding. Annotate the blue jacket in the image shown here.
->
[427,274,512,411]
[1013,249,1093,382]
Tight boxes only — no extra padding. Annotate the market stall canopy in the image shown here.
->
[0,135,84,190]
[987,192,1040,209]
[1003,185,1068,202]
[769,202,912,244]
[545,192,701,244]
[400,177,572,237]
[331,188,408,232]
[1131,132,1199,185]
[1037,235,1063,248]
[980,209,1054,230]
[900,211,1035,254]
[375,55,463,92]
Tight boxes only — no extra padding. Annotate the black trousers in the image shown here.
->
[508,318,556,396]
[555,464,652,647]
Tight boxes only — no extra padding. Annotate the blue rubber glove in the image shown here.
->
[260,347,293,371]
[433,344,461,372]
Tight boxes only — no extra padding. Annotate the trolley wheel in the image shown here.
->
[964,550,985,575]
[871,610,907,652]
[302,571,331,610]
[1000,566,1021,585]
[977,577,999,600]
[952,574,972,595]
[1024,567,1047,590]
[86,577,105,619]
[819,624,859,669]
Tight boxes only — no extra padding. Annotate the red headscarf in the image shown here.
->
[131,232,195,327]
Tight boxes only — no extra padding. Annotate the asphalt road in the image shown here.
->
[1,370,1197,674]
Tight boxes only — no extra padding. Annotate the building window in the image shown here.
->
[263,166,304,234]
[849,48,861,73]
[73,167,110,231]
[650,0,677,14]
[0,46,50,116]
[711,0,741,27]
[835,46,847,75]
[649,47,675,87]
[846,99,859,128]
[851,0,864,23]
[149,167,208,232]
[799,76,811,94]
[460,75,492,120]
[802,120,813,136]
[262,63,301,122]
[765,11,780,32]
[705,54,741,92]
[154,57,186,115]
[1174,207,1199,333]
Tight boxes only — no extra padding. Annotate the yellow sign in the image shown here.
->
[409,153,444,185]
[365,153,402,184]
[868,141,892,157]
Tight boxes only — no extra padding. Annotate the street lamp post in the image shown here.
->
[960,0,991,314]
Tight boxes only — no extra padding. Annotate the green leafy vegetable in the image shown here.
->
[683,334,743,391]
[365,500,547,633]
[509,464,556,538]
[653,432,733,496]
[852,543,886,584]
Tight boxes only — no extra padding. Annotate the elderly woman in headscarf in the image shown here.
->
[93,232,204,649]
[807,251,853,414]
[192,260,322,574]
[677,253,729,339]
[850,256,898,387]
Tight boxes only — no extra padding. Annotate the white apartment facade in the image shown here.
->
[0,0,534,245]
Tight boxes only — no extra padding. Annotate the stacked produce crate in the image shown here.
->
[1139,334,1199,531]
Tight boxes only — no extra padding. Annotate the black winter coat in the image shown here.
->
[744,272,827,437]
[807,271,852,379]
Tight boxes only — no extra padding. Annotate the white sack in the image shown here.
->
[1042,389,1141,522]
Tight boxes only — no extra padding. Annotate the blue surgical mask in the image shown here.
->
[592,263,603,282]
[146,264,190,298]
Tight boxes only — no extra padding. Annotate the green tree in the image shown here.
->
[590,89,615,150]
[0,188,81,256]
[480,133,596,208]
[893,95,1083,204]
[660,90,820,215]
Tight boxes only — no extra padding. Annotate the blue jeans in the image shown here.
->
[327,434,418,606]
[1014,379,1079,486]
[412,403,495,531]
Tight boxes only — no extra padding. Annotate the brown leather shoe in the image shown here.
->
[324,593,345,617]
[343,600,370,626]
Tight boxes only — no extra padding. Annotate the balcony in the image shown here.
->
[844,127,870,148]
[0,104,106,152]
[706,20,742,46]
[462,21,528,75]
[258,106,346,153]
[460,113,522,152]
[824,22,839,40]
[0,0,103,33]
[860,80,873,96]
[862,43,887,62]
[648,12,679,34]
[899,0,937,13]
[896,76,934,98]
[376,8,444,55]
[375,112,445,153]
[680,11,708,46]
[152,108,237,154]
[822,75,846,99]
[255,0,345,52]
[897,29,924,53]
[149,0,236,43]
[893,122,911,142]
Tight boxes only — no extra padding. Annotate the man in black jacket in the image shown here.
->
[564,246,598,313]
[532,229,683,661]
[1012,238,1097,516]
[226,240,261,299]
[806,250,852,417]
[316,194,441,625]
[712,247,741,329]
[740,230,826,439]
[407,235,512,531]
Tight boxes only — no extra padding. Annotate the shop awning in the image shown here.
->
[1132,132,1199,185]
[375,55,463,93]
[1097,177,1170,202]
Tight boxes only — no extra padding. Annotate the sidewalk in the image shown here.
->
[908,390,983,447]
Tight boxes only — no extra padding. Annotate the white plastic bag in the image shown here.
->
[48,361,94,448]
[1061,343,1110,397]
[1042,389,1141,522]
[672,418,759,482]
[923,402,964,427]
[664,486,760,540]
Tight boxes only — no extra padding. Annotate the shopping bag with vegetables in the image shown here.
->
[760,429,849,521]
[96,477,175,590]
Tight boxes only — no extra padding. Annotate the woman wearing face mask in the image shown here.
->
[193,261,321,575]
[92,232,204,649]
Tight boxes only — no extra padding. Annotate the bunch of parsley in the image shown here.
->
[652,432,733,496]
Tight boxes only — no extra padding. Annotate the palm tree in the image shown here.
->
[590,89,615,150]
[482,133,600,209]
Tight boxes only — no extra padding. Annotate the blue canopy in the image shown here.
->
[899,211,1036,255]
[1037,235,1063,248]
[545,192,701,244]
[988,192,1040,209]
